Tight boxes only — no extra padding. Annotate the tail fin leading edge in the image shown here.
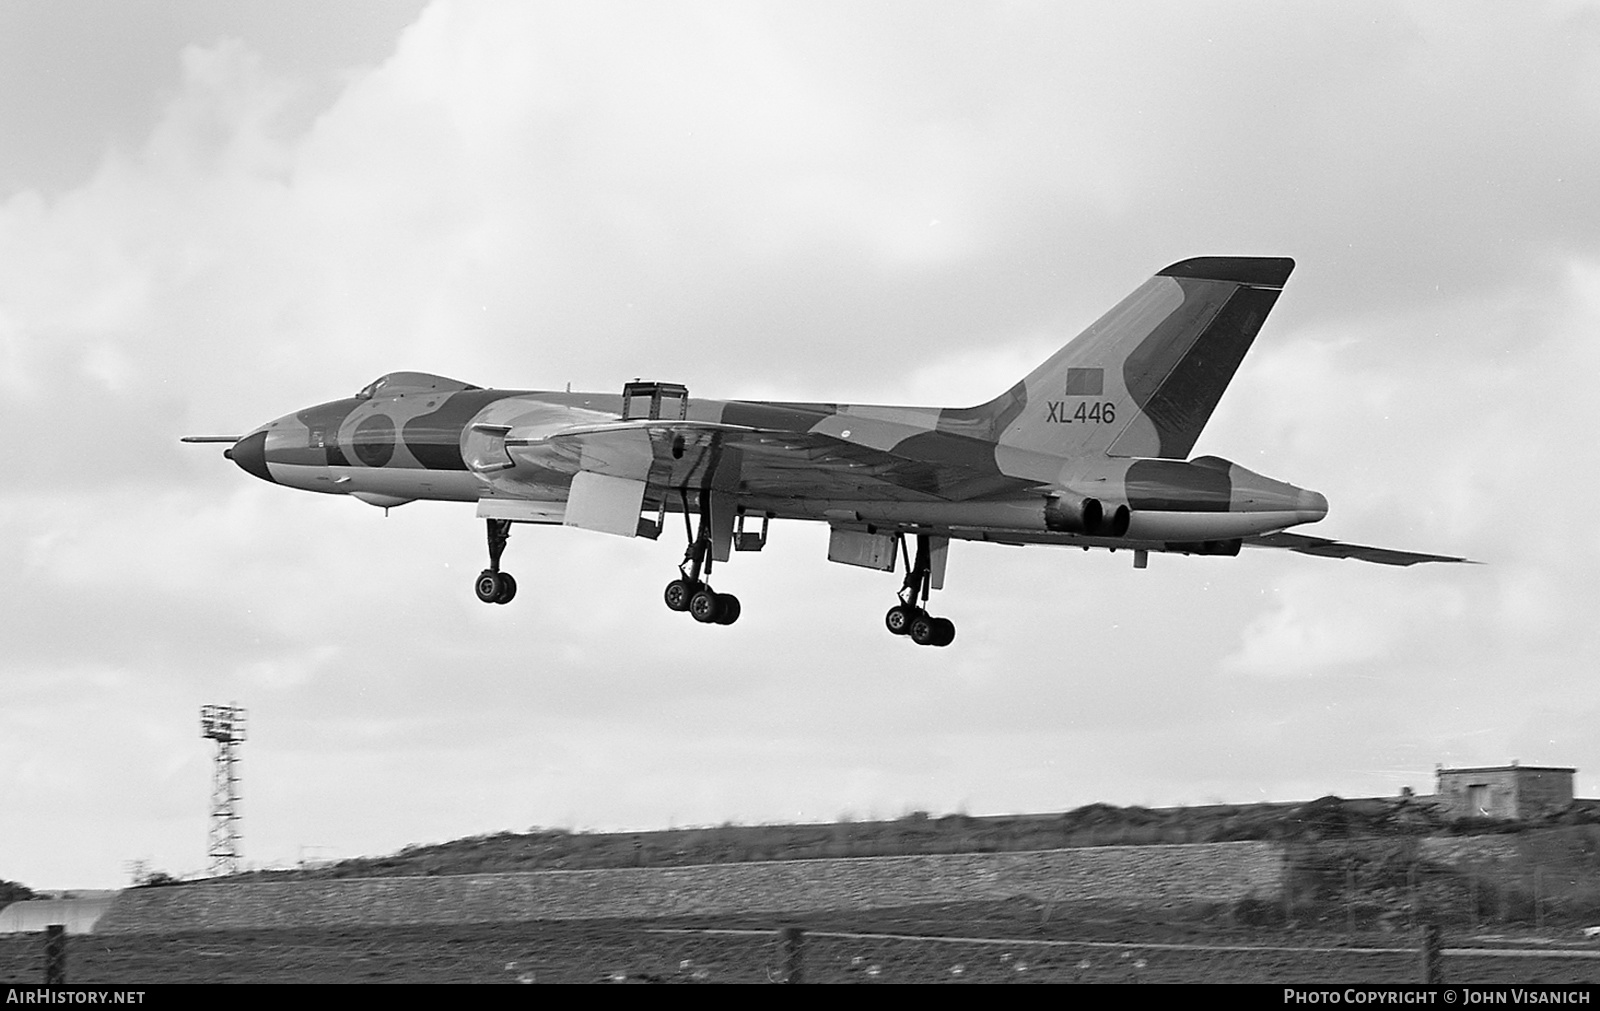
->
[986,256,1294,461]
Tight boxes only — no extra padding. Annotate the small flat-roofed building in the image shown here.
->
[1434,762,1575,820]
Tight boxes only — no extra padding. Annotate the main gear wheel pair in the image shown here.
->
[664,578,740,625]
[884,604,955,647]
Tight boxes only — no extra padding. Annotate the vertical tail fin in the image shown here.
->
[971,257,1293,460]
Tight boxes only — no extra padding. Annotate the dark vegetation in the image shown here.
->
[132,872,182,889]
[0,880,37,912]
[216,796,1600,882]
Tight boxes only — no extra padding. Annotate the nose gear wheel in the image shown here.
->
[473,519,518,605]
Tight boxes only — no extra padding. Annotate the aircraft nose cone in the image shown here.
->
[231,430,276,484]
[1297,488,1328,520]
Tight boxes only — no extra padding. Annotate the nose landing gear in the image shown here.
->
[474,518,518,605]
[885,533,955,647]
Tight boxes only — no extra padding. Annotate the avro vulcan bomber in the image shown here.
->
[186,257,1470,646]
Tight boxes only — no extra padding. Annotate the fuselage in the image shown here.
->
[194,257,1467,646]
[228,371,1328,552]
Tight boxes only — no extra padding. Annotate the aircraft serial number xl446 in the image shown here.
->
[186,257,1471,647]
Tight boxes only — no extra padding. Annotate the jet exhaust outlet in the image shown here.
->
[1105,504,1131,538]
[1044,495,1102,535]
[1045,496,1129,537]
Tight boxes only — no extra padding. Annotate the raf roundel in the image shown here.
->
[353,414,396,468]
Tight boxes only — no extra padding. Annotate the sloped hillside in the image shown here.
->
[207,797,1600,883]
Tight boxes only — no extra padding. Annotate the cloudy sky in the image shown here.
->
[4,1,1597,890]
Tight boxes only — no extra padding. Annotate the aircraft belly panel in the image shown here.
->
[477,498,565,524]
[265,463,482,502]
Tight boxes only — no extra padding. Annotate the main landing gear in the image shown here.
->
[884,533,955,647]
[662,490,740,626]
[474,518,518,605]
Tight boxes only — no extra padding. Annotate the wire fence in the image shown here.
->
[3,919,1597,984]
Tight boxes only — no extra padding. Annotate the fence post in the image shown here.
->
[44,924,66,984]
[1346,864,1356,934]
[1499,859,1509,922]
[1408,863,1420,927]
[1534,865,1543,931]
[780,927,804,984]
[1282,847,1294,927]
[1469,866,1479,931]
[1419,923,1442,984]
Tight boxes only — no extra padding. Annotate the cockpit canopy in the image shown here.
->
[355,372,483,400]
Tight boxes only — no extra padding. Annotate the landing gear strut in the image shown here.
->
[474,518,518,605]
[662,489,740,625]
[884,533,954,647]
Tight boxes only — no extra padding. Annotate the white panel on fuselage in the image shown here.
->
[564,471,647,537]
[827,527,897,571]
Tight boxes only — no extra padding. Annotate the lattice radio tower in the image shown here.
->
[200,704,246,876]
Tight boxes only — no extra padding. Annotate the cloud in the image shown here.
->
[1222,579,1397,677]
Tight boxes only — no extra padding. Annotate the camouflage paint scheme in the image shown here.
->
[206,257,1469,614]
